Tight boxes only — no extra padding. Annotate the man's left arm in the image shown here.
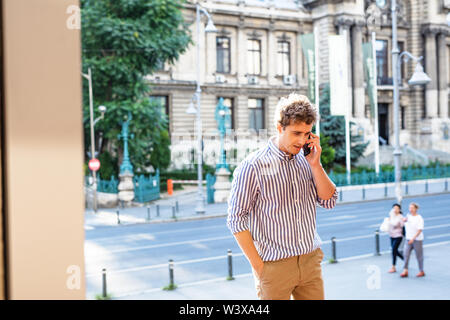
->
[310,164,337,201]
[305,132,338,208]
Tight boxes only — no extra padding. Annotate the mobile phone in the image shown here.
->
[303,134,311,156]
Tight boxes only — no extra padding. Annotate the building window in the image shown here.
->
[149,95,169,129]
[217,97,234,129]
[216,37,231,73]
[247,39,261,75]
[248,98,264,131]
[277,40,291,76]
[375,39,390,85]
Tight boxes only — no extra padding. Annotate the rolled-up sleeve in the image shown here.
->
[227,160,258,234]
[316,187,338,209]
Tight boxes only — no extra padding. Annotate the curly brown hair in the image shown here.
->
[274,93,318,129]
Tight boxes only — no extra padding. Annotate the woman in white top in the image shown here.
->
[388,203,404,273]
[400,202,425,278]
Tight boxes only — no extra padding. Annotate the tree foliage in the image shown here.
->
[81,0,191,176]
[319,83,369,167]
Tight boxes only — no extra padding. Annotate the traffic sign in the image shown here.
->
[89,158,101,172]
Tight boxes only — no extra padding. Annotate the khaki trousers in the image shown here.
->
[252,248,325,300]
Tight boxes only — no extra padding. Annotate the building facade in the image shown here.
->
[146,0,450,169]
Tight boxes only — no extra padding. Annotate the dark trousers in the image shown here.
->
[390,237,404,266]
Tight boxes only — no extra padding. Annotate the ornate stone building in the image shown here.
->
[146,0,450,169]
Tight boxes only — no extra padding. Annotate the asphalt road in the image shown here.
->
[84,193,450,299]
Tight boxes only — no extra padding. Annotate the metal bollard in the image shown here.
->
[172,205,176,219]
[405,183,409,195]
[445,179,448,192]
[425,180,429,193]
[156,204,160,217]
[169,259,175,288]
[116,208,121,224]
[102,268,107,298]
[227,249,234,280]
[375,230,381,256]
[147,205,151,221]
[331,237,337,263]
[384,183,388,198]
[175,201,179,213]
[362,186,366,200]
[339,189,343,202]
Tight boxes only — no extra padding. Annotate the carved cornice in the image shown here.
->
[217,28,232,37]
[303,0,351,10]
[277,32,291,42]
[364,0,409,29]
[422,23,450,36]
[247,29,263,39]
[334,15,355,28]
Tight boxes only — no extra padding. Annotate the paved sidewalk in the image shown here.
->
[113,241,450,300]
[85,179,450,228]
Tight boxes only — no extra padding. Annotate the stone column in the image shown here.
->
[214,167,231,203]
[267,23,276,85]
[423,26,439,119]
[352,21,365,118]
[297,30,304,82]
[437,31,449,118]
[236,16,246,84]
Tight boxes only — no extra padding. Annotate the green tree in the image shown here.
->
[319,83,369,167]
[81,0,191,175]
[319,134,335,171]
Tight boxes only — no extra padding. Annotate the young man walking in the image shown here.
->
[227,93,338,300]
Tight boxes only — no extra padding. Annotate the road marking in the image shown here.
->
[86,224,227,243]
[424,223,450,230]
[426,233,450,239]
[321,213,450,228]
[320,222,450,244]
[366,214,450,229]
[321,215,357,221]
[85,235,234,255]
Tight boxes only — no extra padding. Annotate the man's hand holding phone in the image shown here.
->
[304,132,322,168]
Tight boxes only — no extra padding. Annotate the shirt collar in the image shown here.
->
[268,136,297,162]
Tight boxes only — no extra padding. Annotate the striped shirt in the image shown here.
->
[227,136,338,261]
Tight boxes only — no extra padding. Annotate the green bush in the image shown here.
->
[319,134,335,171]
[98,150,118,180]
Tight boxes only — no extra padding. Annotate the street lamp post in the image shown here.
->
[82,67,107,213]
[390,0,431,205]
[187,3,217,214]
[215,97,230,170]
